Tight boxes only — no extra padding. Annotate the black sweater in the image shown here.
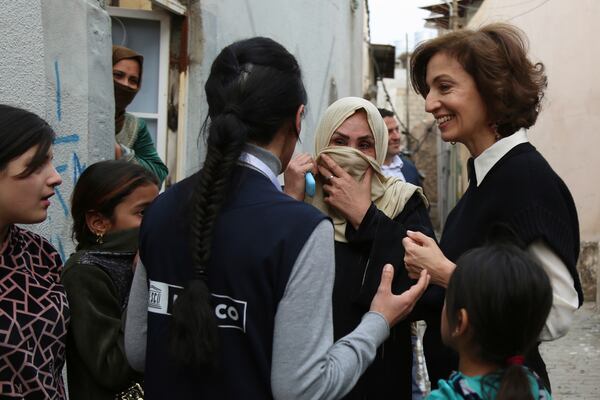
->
[431,142,583,389]
[441,142,582,303]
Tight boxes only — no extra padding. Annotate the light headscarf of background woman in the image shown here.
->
[308,97,427,242]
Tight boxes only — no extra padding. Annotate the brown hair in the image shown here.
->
[410,23,547,137]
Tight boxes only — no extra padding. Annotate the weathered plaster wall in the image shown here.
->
[0,0,113,260]
[183,0,365,175]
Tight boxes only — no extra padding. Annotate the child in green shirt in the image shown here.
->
[428,243,553,400]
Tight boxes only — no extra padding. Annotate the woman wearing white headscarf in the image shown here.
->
[285,97,438,399]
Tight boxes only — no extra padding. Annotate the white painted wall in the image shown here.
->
[468,0,600,243]
[0,0,113,260]
[183,0,366,175]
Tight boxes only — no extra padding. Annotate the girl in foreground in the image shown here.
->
[430,244,552,400]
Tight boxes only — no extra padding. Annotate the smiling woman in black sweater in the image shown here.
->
[403,23,583,391]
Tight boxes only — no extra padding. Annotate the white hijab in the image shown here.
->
[307,97,427,242]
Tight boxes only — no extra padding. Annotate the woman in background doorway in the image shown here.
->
[112,45,168,185]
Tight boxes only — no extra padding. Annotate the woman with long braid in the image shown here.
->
[124,37,429,399]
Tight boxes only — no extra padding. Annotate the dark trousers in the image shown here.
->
[526,343,551,393]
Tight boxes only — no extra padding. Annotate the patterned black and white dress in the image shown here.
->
[0,225,70,399]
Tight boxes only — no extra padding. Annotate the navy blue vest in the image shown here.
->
[139,166,326,399]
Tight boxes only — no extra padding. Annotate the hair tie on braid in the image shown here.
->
[505,355,524,366]
[193,265,208,281]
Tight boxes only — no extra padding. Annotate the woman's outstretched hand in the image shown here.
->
[318,153,373,229]
[283,153,317,201]
[370,265,429,327]
[403,230,455,287]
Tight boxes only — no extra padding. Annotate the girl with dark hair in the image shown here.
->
[430,244,553,400]
[0,104,67,398]
[124,37,429,399]
[112,45,168,184]
[403,23,582,390]
[62,160,158,399]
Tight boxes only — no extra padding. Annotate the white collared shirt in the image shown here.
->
[473,129,579,341]
[473,129,529,186]
[381,155,406,181]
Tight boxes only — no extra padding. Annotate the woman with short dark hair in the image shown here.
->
[0,104,67,398]
[403,23,582,391]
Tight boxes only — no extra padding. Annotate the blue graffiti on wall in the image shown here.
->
[53,235,67,263]
[72,152,86,184]
[54,134,79,145]
[54,60,62,122]
[54,164,69,217]
[50,60,92,262]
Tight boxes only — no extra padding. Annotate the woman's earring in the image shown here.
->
[450,142,456,145]
[96,232,104,244]
[491,123,501,141]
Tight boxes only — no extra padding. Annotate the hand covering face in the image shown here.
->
[307,97,427,242]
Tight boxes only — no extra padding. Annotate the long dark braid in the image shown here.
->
[168,37,307,371]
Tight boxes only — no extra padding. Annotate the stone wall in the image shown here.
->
[578,241,599,303]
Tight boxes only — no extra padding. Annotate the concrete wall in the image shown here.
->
[183,0,366,175]
[469,0,600,300]
[0,0,113,260]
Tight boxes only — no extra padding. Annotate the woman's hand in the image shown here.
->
[403,230,455,287]
[318,153,373,229]
[283,153,317,201]
[370,265,430,327]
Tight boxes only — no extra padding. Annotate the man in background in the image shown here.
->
[378,108,422,187]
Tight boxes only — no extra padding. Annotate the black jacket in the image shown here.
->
[332,193,439,399]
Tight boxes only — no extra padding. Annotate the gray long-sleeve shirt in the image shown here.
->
[125,220,389,400]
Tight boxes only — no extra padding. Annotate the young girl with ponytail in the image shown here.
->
[62,160,158,400]
[125,37,429,399]
[429,244,553,400]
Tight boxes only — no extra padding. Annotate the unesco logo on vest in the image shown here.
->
[148,280,247,332]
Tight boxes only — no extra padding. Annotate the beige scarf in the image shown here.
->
[306,97,427,242]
